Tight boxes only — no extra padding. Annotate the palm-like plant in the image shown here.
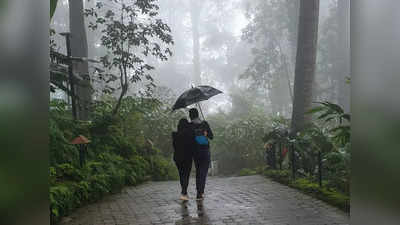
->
[308,101,350,147]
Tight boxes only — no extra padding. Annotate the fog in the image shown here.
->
[50,0,349,118]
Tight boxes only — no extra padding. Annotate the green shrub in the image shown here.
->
[255,165,268,174]
[291,178,350,212]
[87,174,111,199]
[55,163,83,182]
[84,161,106,175]
[263,169,291,185]
[49,167,57,185]
[263,169,350,212]
[50,184,75,223]
[238,168,257,176]
[49,99,185,224]
[292,178,320,194]
[49,151,176,224]
[73,181,90,203]
[49,117,79,167]
[149,155,179,181]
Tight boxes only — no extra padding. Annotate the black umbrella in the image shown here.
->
[172,85,223,118]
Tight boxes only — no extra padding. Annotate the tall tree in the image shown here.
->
[241,0,297,117]
[287,0,300,72]
[336,0,350,112]
[69,0,92,120]
[290,0,320,134]
[190,0,202,85]
[85,0,173,116]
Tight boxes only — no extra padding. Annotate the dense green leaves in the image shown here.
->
[263,101,350,195]
[308,101,351,147]
[208,108,274,174]
[49,98,179,224]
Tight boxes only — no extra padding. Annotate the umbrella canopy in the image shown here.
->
[172,85,223,110]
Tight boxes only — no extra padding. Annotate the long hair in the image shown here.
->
[177,118,189,132]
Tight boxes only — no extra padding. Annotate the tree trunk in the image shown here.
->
[284,0,299,116]
[287,0,300,70]
[336,0,350,113]
[290,0,320,134]
[64,33,78,120]
[190,0,201,85]
[69,0,91,121]
[112,83,128,116]
[112,60,129,116]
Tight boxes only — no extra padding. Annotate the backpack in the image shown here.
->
[193,121,209,146]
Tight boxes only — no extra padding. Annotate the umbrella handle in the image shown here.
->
[197,102,206,120]
[191,84,206,120]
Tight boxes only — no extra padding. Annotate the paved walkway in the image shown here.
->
[60,175,349,225]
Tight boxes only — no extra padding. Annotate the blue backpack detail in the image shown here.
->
[195,135,209,145]
[193,121,209,146]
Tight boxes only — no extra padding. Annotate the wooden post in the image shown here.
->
[61,32,78,120]
[79,144,86,168]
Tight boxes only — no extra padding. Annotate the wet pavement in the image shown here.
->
[60,175,349,225]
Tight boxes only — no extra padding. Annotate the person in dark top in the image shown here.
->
[189,108,213,200]
[172,118,195,201]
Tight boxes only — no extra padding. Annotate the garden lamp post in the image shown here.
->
[71,135,90,168]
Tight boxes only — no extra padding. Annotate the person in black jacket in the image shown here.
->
[189,108,213,200]
[172,118,195,201]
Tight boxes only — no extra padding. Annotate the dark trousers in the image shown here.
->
[175,160,192,195]
[194,149,210,195]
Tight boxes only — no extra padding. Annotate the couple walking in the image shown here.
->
[172,108,213,201]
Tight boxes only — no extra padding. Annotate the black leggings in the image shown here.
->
[175,160,192,195]
[194,149,210,195]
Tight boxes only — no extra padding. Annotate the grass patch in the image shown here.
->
[238,168,258,176]
[263,169,350,213]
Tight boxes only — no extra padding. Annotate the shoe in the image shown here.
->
[180,194,189,201]
[196,193,204,200]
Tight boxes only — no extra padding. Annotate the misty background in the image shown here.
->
[50,0,349,118]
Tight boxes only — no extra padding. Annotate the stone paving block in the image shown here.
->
[60,175,349,225]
